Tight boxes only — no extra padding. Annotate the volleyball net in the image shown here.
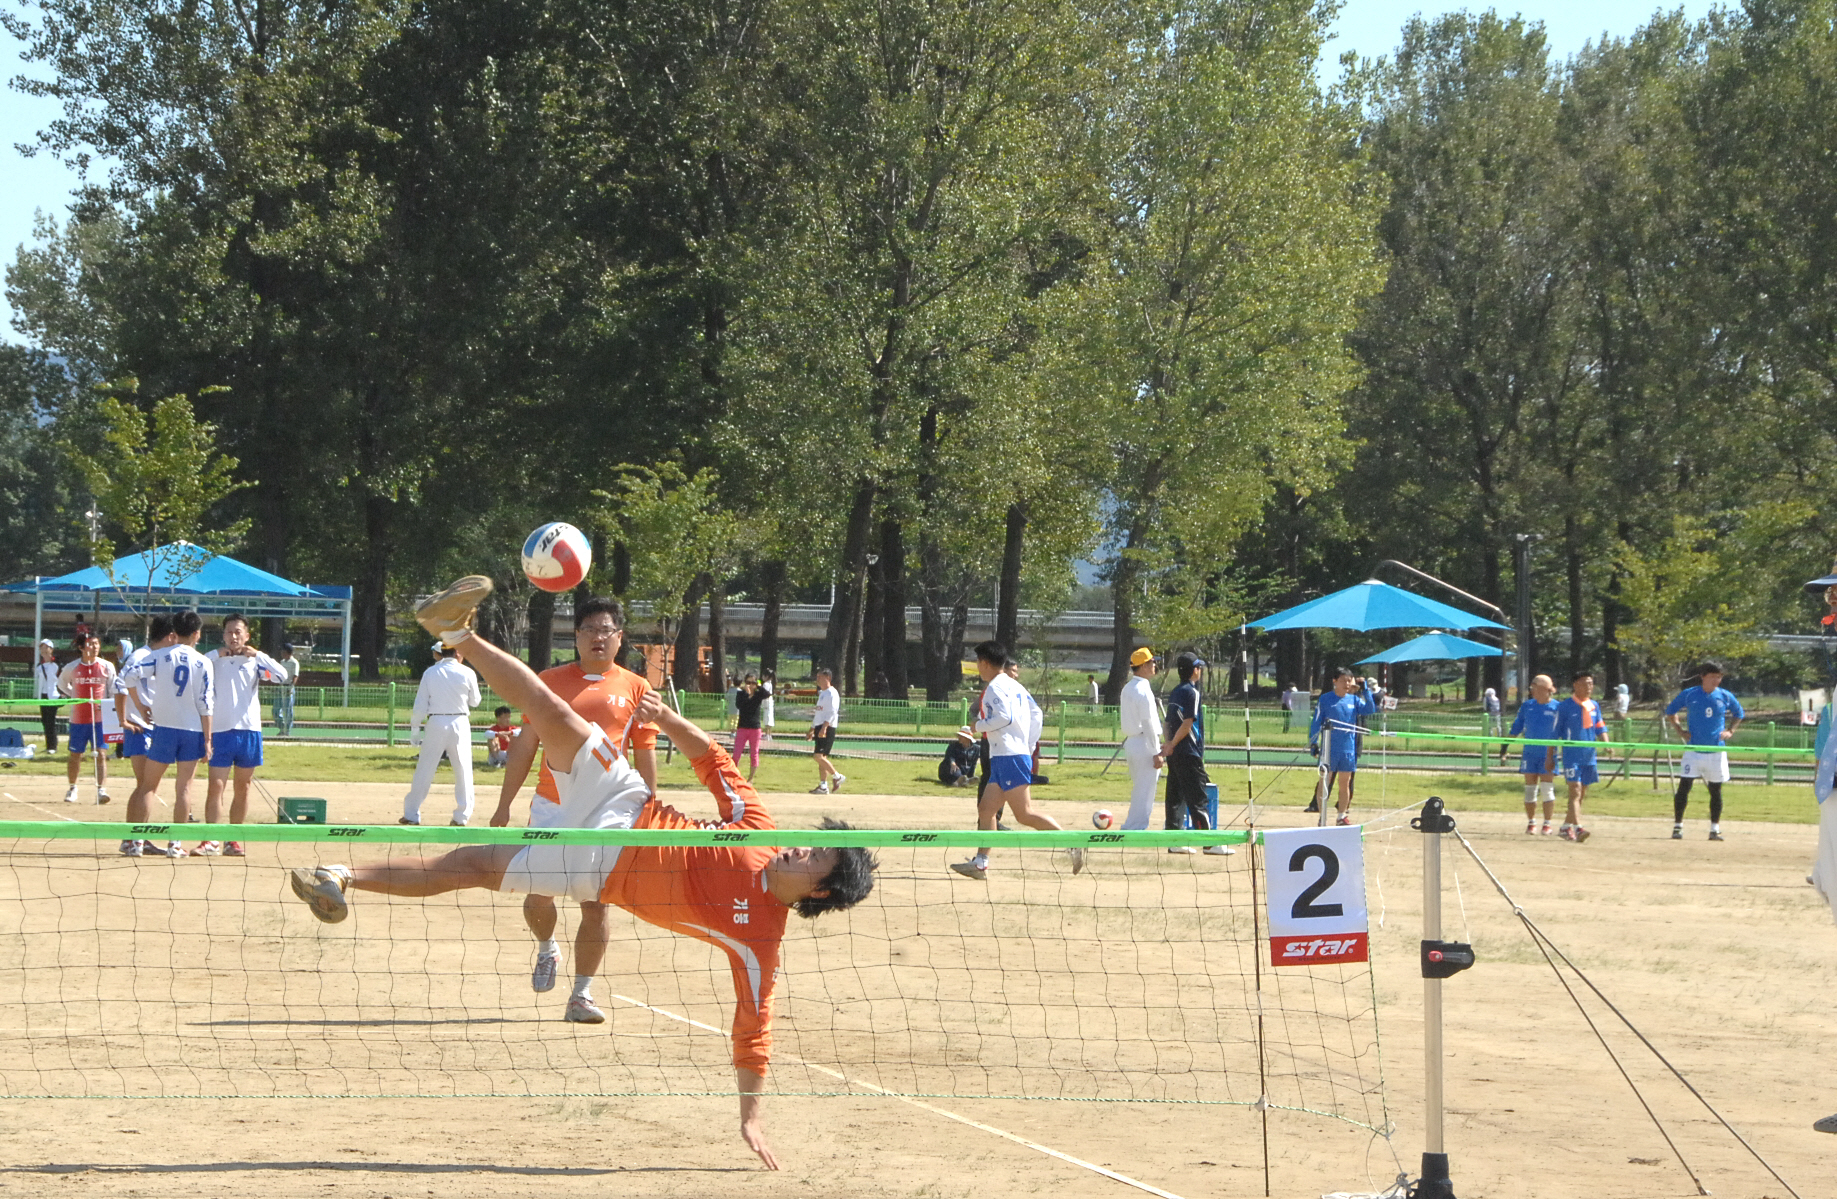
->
[0,821,1389,1135]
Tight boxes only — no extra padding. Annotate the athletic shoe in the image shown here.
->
[414,574,493,642]
[1559,827,1576,842]
[1540,823,1554,836]
[949,860,988,880]
[1203,845,1235,856]
[224,841,246,857]
[1671,826,1684,840]
[1336,814,1352,827]
[96,789,110,805]
[158,841,188,859]
[63,786,78,804]
[1525,821,1536,835]
[1814,1113,1837,1134]
[565,996,606,1024]
[290,866,352,924]
[1065,847,1085,875]
[1303,800,1320,813]
[1168,846,1197,855]
[194,841,222,856]
[398,817,420,826]
[1709,830,1725,842]
[118,839,143,857]
[449,820,466,827]
[1574,827,1591,843]
[532,948,560,994]
[830,774,846,793]
[808,783,829,795]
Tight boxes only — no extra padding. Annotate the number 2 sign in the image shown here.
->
[1263,825,1368,966]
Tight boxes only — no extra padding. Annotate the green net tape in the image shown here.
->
[1369,730,1818,756]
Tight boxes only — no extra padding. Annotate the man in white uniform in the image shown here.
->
[115,616,175,805]
[402,642,482,825]
[201,613,286,856]
[118,610,214,858]
[1118,646,1163,831]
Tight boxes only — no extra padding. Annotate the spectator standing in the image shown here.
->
[1162,652,1228,855]
[401,643,482,826]
[808,668,844,794]
[1118,647,1162,831]
[1279,682,1301,733]
[760,672,776,743]
[34,639,60,752]
[1483,687,1502,736]
[274,643,302,735]
[1613,682,1631,719]
[56,633,115,804]
[733,674,769,781]
[1087,673,1100,711]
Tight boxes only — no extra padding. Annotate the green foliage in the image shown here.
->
[1614,516,1766,684]
[595,464,751,623]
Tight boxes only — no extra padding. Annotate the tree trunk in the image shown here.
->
[1482,547,1504,694]
[879,518,908,697]
[948,600,969,682]
[1603,573,1623,694]
[355,494,394,680]
[863,549,885,696]
[823,481,876,677]
[611,540,631,597]
[527,589,555,672]
[996,502,1026,652]
[708,580,727,694]
[1227,628,1246,696]
[1103,525,1148,703]
[758,559,785,678]
[1565,517,1585,679]
[673,573,708,692]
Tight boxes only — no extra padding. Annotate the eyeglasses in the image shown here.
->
[577,624,621,636]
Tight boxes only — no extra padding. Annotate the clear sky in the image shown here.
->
[0,0,1716,343]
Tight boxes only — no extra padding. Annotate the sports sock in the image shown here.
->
[1707,782,1724,825]
[538,939,559,958]
[1673,778,1694,823]
[571,975,593,1001]
[971,853,988,869]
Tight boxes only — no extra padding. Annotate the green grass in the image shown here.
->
[3,741,1814,824]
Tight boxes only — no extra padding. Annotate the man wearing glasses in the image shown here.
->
[489,595,658,1024]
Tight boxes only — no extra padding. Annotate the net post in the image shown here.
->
[1767,721,1776,785]
[1413,796,1467,1199]
[387,681,397,747]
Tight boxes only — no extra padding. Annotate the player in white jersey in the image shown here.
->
[118,610,214,859]
[200,613,286,856]
[114,616,176,829]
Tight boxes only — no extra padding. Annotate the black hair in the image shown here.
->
[815,666,832,679]
[1332,666,1355,681]
[171,610,202,638]
[795,826,878,919]
[73,631,97,647]
[1697,660,1724,677]
[495,706,511,717]
[574,596,625,630]
[148,615,173,641]
[221,612,248,630]
[973,640,1009,667]
[1572,670,1595,684]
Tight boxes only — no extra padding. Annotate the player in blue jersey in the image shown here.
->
[1308,667,1377,825]
[1553,672,1607,843]
[1665,661,1745,841]
[1501,675,1561,835]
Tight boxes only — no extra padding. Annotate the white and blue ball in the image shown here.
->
[1091,809,1114,830]
[521,522,591,593]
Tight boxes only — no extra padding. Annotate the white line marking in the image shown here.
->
[610,993,1189,1199]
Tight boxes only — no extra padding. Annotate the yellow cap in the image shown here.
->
[1129,646,1155,667]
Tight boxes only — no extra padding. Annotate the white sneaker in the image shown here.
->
[1203,845,1236,856]
[1065,847,1085,875]
[63,786,78,804]
[565,995,606,1024]
[289,866,352,923]
[950,860,988,881]
[1168,846,1198,855]
[830,774,846,793]
[532,948,560,993]
[160,841,188,859]
[95,789,111,805]
[118,839,143,857]
[809,782,829,795]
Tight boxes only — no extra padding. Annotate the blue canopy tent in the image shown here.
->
[6,543,353,693]
[1247,580,1510,633]
[1354,632,1504,666]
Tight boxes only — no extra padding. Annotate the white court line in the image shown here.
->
[610,993,1189,1199]
[3,792,79,823]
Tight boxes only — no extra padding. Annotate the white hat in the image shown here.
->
[38,638,53,648]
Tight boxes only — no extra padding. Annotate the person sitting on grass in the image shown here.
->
[938,725,979,787]
[286,575,877,1171]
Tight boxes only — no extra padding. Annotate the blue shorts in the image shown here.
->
[149,726,207,765]
[68,722,100,754]
[1324,749,1360,774]
[1563,755,1599,786]
[987,754,1035,792]
[121,727,151,757]
[210,729,263,770]
[1518,747,1558,776]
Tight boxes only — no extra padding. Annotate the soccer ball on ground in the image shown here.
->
[521,522,592,593]
[1091,809,1113,830]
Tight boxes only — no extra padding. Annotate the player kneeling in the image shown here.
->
[285,575,876,1170]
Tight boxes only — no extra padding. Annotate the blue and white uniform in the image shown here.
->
[1554,695,1607,785]
[1310,690,1376,773]
[1813,705,1837,923]
[1507,698,1562,776]
[975,673,1037,792]
[121,644,214,764]
[1665,685,1744,783]
[206,648,286,769]
[114,644,158,757]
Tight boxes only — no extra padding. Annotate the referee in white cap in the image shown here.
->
[1118,647,1162,830]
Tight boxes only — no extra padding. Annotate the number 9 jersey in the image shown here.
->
[119,643,215,731]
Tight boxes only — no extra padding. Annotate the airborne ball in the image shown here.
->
[1091,809,1113,830]
[521,522,591,593]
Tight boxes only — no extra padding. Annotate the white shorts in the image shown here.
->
[1681,750,1731,784]
[500,730,649,904]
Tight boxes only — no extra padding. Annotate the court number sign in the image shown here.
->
[1263,825,1368,966]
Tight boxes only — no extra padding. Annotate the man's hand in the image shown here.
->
[1152,752,1166,769]
[1308,742,1319,758]
[1720,729,1732,742]
[736,1070,779,1169]
[488,804,512,828]
[634,691,668,727]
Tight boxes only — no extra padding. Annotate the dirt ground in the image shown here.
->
[0,773,1829,1199]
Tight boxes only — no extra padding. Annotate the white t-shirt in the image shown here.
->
[122,644,215,732]
[115,645,157,729]
[812,685,840,729]
[412,657,481,726]
[277,655,301,685]
[976,674,1035,759]
[1120,675,1160,741]
[207,648,287,732]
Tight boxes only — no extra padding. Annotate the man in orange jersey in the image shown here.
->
[290,576,876,1171]
[488,596,658,1023]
